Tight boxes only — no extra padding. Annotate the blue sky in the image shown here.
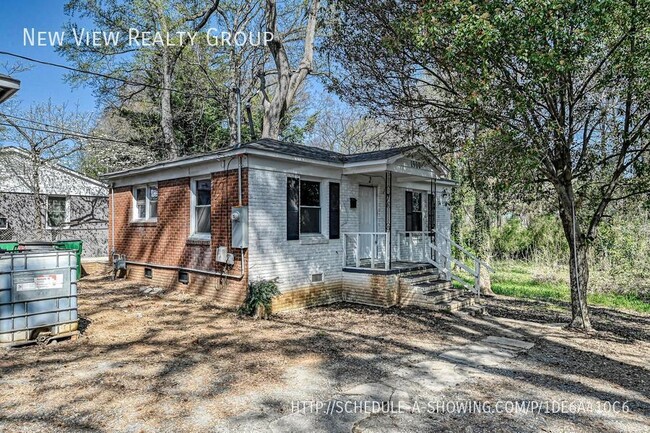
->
[0,2,96,113]
[0,1,340,136]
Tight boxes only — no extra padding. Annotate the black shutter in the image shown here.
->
[405,191,413,232]
[428,193,436,231]
[287,177,300,240]
[329,182,340,239]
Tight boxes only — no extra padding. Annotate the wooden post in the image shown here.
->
[422,232,426,262]
[385,233,390,270]
[475,258,481,298]
[385,171,392,270]
[356,233,360,268]
[370,233,375,269]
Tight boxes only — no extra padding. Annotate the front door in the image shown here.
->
[358,185,376,259]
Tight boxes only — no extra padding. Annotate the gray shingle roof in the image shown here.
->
[103,138,436,179]
[343,145,419,163]
[243,138,344,163]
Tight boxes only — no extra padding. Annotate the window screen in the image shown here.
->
[194,179,211,234]
[47,197,67,227]
[300,180,320,234]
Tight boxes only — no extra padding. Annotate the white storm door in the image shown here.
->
[358,185,376,259]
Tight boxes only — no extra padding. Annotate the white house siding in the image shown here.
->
[247,164,344,299]
[0,149,108,257]
[246,156,453,310]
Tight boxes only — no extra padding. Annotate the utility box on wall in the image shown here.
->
[231,206,248,248]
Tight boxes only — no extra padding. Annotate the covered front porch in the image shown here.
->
[340,146,454,277]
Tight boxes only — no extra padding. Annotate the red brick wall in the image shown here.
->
[108,168,249,307]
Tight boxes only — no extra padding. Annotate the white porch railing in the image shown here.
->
[396,230,494,297]
[343,232,390,270]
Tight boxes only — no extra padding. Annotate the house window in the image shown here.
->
[405,191,423,232]
[300,180,321,234]
[0,215,7,229]
[133,184,158,221]
[191,178,211,236]
[287,177,323,239]
[47,196,68,228]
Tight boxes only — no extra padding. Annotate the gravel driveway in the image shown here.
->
[1,276,648,432]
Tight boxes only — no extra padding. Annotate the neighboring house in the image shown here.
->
[0,147,109,258]
[0,75,20,104]
[104,138,461,312]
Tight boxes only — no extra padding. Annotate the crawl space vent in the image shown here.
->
[311,273,323,283]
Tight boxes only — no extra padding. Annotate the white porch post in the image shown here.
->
[385,170,392,269]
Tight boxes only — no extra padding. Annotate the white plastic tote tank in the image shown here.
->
[0,249,78,347]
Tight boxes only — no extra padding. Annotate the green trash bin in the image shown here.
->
[0,241,19,253]
[55,239,83,279]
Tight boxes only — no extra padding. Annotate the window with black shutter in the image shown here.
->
[287,177,300,240]
[405,191,423,232]
[329,182,340,239]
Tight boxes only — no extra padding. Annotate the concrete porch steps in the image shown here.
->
[400,270,441,285]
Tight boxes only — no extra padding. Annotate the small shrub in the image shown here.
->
[239,278,281,319]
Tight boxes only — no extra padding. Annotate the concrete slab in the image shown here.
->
[483,336,535,351]
[342,382,394,402]
[394,360,475,392]
[439,343,517,367]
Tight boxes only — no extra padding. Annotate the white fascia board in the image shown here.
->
[110,158,228,187]
[342,162,389,174]
[389,164,437,179]
[436,178,458,188]
[107,148,345,187]
[247,149,343,168]
[247,154,343,179]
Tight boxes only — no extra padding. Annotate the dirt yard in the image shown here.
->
[1,275,649,432]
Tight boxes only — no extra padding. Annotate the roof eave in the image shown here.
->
[0,76,20,104]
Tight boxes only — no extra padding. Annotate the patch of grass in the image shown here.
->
[487,261,650,314]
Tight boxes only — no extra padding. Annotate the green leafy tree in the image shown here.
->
[327,0,650,329]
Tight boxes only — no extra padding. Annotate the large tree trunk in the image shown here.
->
[568,236,591,329]
[473,191,494,295]
[160,52,177,158]
[261,0,319,139]
[556,182,592,329]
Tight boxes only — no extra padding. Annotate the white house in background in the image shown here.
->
[0,147,109,257]
[0,75,20,104]
[105,139,485,312]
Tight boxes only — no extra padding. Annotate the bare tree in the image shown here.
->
[260,0,320,139]
[0,101,91,238]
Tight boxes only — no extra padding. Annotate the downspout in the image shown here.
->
[238,154,245,280]
[225,155,245,279]
[110,182,115,256]
[238,155,243,206]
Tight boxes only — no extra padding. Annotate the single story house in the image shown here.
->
[0,147,109,258]
[104,139,469,312]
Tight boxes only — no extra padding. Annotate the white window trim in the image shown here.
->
[189,176,211,240]
[46,195,70,229]
[132,184,158,222]
[299,178,324,236]
[0,215,7,230]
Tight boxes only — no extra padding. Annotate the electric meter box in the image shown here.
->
[231,206,248,248]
